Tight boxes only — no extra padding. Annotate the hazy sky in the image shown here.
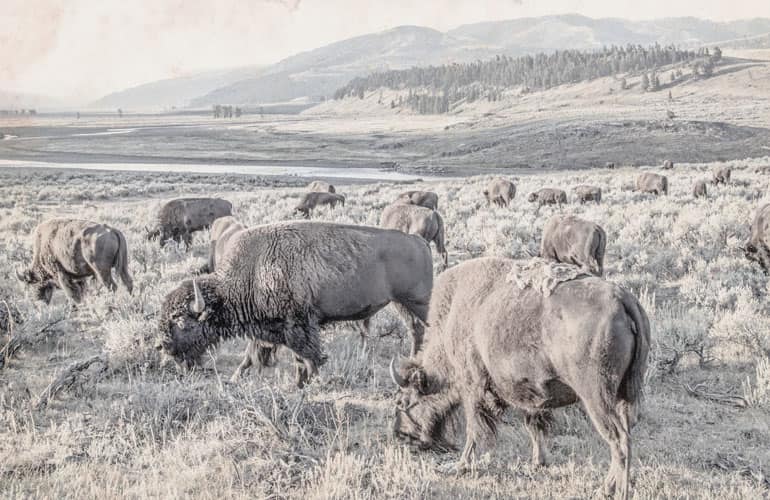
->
[3,0,769,102]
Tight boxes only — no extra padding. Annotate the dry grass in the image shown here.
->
[1,160,769,499]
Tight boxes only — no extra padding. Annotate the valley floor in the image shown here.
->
[1,161,769,498]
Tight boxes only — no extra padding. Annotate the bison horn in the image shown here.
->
[389,356,408,388]
[191,279,205,314]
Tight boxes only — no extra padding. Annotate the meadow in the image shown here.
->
[1,160,769,499]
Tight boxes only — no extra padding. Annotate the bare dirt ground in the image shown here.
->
[1,163,769,499]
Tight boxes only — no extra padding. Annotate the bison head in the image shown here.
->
[144,226,161,242]
[389,357,456,452]
[527,192,537,203]
[16,268,54,304]
[157,278,221,368]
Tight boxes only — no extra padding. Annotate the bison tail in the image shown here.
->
[619,291,651,428]
[590,228,607,277]
[115,230,134,294]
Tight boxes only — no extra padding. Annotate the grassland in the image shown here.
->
[1,159,769,499]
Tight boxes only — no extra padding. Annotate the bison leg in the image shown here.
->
[54,266,84,303]
[91,265,118,292]
[231,353,253,382]
[581,393,632,500]
[393,302,428,357]
[284,318,326,388]
[457,395,497,471]
[524,412,552,466]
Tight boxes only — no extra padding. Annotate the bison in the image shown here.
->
[483,178,516,208]
[636,173,668,195]
[693,180,708,198]
[295,192,345,218]
[527,188,567,209]
[158,221,433,387]
[573,185,602,204]
[390,257,649,500]
[200,216,245,274]
[662,160,674,170]
[147,197,233,248]
[540,215,606,276]
[606,162,616,169]
[712,166,732,186]
[396,190,439,210]
[307,180,336,193]
[744,203,770,273]
[380,203,448,268]
[17,219,133,304]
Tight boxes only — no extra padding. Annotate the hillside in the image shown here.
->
[91,65,265,111]
[96,16,770,109]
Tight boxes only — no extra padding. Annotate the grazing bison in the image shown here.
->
[540,215,606,276]
[573,185,602,204]
[606,162,616,169]
[527,188,567,209]
[662,160,674,170]
[147,197,232,247]
[295,192,345,218]
[712,166,732,185]
[200,216,245,274]
[390,257,649,499]
[693,180,708,198]
[307,180,336,193]
[158,222,433,387]
[636,173,668,195]
[744,203,770,273]
[396,190,439,210]
[483,178,516,207]
[17,219,133,304]
[381,203,448,268]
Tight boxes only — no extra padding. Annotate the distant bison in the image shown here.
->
[295,192,345,218]
[147,197,233,247]
[528,188,567,208]
[483,178,516,207]
[17,219,133,304]
[158,222,433,387]
[381,203,448,268]
[744,203,770,273]
[693,180,708,198]
[662,160,674,170]
[307,180,336,193]
[754,166,770,175]
[390,257,649,499]
[573,185,602,204]
[712,167,732,185]
[396,190,439,210]
[606,162,616,169]
[636,173,668,195]
[540,215,606,276]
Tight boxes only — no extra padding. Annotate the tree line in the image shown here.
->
[335,44,720,114]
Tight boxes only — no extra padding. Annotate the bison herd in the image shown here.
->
[12,166,764,499]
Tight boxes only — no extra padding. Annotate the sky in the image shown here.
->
[3,0,770,103]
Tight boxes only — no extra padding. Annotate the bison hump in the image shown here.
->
[507,258,589,296]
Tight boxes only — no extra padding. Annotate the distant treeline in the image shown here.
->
[334,44,714,114]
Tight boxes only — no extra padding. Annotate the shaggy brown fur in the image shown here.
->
[636,173,668,195]
[391,257,650,500]
[295,192,345,218]
[527,188,567,208]
[147,197,232,247]
[745,203,770,273]
[18,218,133,304]
[159,221,433,387]
[396,191,439,210]
[712,166,732,186]
[540,215,606,276]
[483,178,516,208]
[573,185,602,204]
[380,203,448,268]
[693,180,708,198]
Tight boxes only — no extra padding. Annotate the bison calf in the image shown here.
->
[712,166,732,186]
[17,219,133,304]
[573,185,602,204]
[693,180,708,198]
[540,215,606,276]
[527,188,567,209]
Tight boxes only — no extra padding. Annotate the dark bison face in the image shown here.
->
[527,193,537,203]
[157,279,216,368]
[389,358,454,452]
[35,282,55,304]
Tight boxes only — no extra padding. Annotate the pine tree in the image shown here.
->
[640,73,650,91]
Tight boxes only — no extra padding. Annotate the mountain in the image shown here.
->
[91,65,265,110]
[97,15,770,108]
